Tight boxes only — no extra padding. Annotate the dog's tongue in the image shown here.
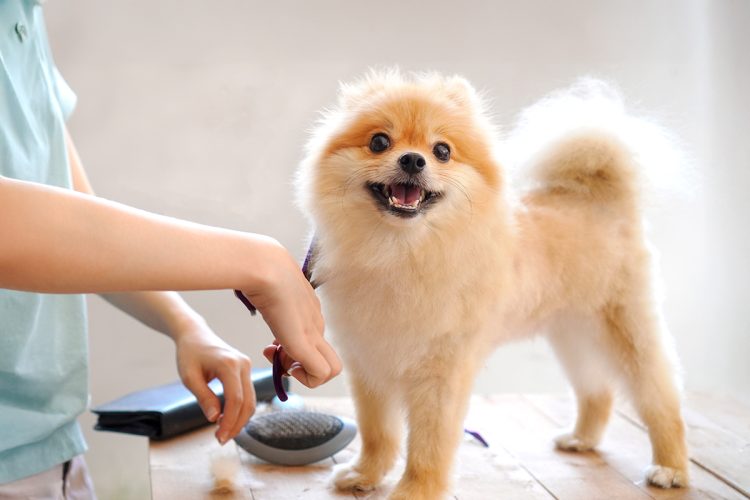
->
[391,183,421,205]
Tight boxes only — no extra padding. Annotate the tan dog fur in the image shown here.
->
[296,71,688,499]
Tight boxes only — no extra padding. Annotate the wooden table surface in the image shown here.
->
[149,393,750,499]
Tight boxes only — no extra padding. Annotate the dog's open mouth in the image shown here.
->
[366,182,441,218]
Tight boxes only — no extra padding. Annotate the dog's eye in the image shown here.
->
[369,133,390,153]
[433,142,451,162]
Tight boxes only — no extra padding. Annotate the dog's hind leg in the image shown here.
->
[332,371,402,493]
[547,314,615,452]
[601,298,689,488]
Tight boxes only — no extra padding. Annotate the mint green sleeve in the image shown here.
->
[37,10,77,121]
[51,65,77,121]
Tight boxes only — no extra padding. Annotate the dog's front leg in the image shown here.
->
[332,371,402,493]
[389,356,476,500]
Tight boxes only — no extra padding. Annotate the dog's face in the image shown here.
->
[299,72,501,237]
[363,133,445,220]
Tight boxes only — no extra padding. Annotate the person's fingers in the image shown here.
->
[308,292,324,326]
[262,344,277,364]
[286,359,330,388]
[215,365,243,444]
[312,308,325,336]
[288,363,312,387]
[316,340,342,382]
[263,343,292,370]
[285,345,330,387]
[230,362,255,439]
[266,341,338,388]
[182,371,221,423]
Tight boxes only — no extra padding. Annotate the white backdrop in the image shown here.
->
[44,1,749,498]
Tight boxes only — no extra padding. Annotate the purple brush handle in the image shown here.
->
[272,345,289,402]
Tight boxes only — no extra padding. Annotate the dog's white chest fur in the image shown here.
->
[316,236,504,387]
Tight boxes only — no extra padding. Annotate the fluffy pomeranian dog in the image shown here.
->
[296,70,688,499]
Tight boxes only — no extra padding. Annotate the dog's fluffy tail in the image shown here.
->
[503,78,692,207]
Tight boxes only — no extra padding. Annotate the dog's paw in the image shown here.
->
[387,489,418,500]
[387,484,436,500]
[331,463,380,492]
[645,465,688,488]
[554,432,597,452]
[387,477,448,500]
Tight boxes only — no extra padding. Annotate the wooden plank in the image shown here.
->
[472,394,654,500]
[149,426,252,500]
[619,397,750,497]
[685,393,750,442]
[321,397,553,499]
[150,394,750,499]
[525,394,745,500]
[238,455,351,499]
[450,428,554,500]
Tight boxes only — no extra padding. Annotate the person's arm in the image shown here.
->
[65,132,258,443]
[0,132,341,442]
[0,173,277,293]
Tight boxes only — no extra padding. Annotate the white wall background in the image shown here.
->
[44,1,749,498]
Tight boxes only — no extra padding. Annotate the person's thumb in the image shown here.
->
[182,371,221,422]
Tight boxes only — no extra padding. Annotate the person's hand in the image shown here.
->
[174,321,254,445]
[241,238,342,388]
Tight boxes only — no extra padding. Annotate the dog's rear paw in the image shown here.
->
[645,465,688,488]
[554,432,597,452]
[331,463,380,492]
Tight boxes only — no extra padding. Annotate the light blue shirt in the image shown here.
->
[0,0,89,483]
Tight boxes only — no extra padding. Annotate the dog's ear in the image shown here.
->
[442,75,482,107]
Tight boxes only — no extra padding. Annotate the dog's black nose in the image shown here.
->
[398,152,426,175]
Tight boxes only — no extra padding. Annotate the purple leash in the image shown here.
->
[464,428,490,448]
[233,289,257,316]
[234,239,317,402]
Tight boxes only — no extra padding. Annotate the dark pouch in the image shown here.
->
[91,368,286,440]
